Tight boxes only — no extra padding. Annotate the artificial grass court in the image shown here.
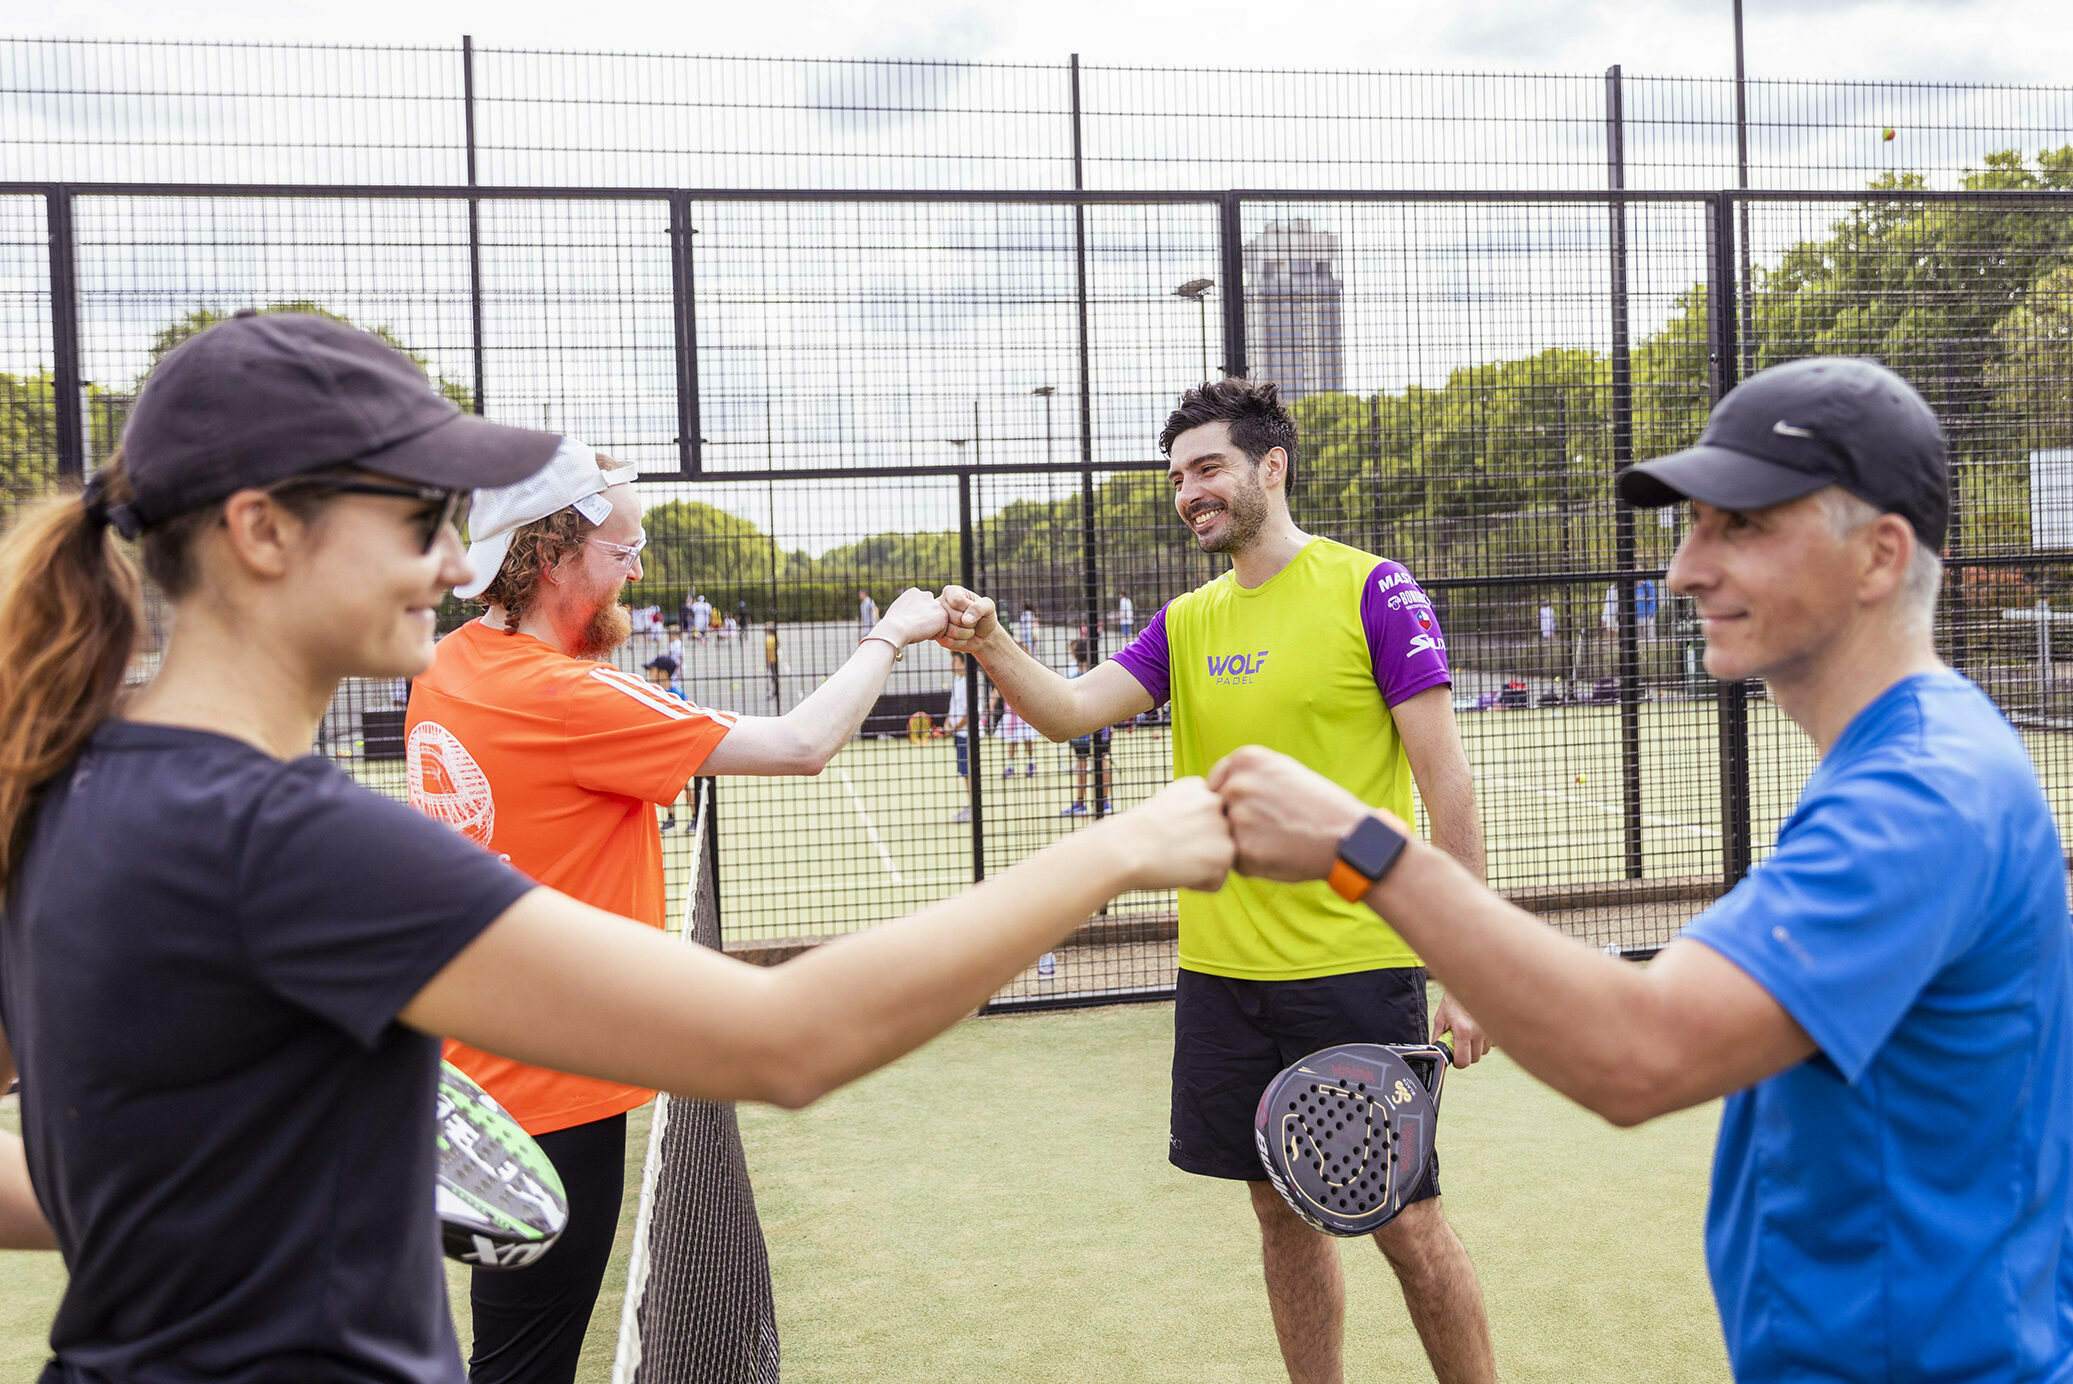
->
[4,1000,1728,1382]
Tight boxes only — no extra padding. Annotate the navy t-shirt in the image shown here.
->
[1685,673,2073,1382]
[0,722,534,1383]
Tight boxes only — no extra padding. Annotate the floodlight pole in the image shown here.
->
[462,35,487,416]
[1733,0,1756,377]
[1034,385,1056,465]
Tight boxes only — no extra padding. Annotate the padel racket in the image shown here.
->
[1254,1042,1451,1237]
[437,1061,569,1271]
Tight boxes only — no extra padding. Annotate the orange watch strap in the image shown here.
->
[1328,857,1372,903]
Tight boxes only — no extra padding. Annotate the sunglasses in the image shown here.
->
[276,477,472,554]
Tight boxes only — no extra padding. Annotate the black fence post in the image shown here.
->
[1708,192,1755,888]
[699,776,721,943]
[670,192,701,475]
[959,470,985,879]
[1069,54,1108,814]
[46,186,84,483]
[461,36,487,417]
[1219,193,1246,381]
[1606,67,1645,881]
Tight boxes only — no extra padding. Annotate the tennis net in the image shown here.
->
[611,778,781,1384]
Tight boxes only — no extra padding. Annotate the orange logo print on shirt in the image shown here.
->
[407,720,497,847]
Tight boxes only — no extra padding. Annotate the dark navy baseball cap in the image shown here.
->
[1616,357,1949,551]
[109,311,559,538]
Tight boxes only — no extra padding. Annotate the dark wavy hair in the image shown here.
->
[1157,377,1300,492]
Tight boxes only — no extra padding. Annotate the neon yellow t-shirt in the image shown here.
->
[1109,538,1452,979]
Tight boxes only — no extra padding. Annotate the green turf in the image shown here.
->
[736,999,1730,1383]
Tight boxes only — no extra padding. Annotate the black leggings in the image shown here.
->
[467,1112,627,1384]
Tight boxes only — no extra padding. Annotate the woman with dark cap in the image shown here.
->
[0,312,1232,1382]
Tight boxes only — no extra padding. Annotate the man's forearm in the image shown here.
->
[969,630,1096,739]
[0,1131,55,1251]
[1369,842,1664,1122]
[781,641,899,764]
[1422,770,1487,884]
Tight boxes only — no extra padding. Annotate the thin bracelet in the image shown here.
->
[860,634,903,662]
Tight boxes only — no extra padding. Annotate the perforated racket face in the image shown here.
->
[1254,1044,1444,1238]
[437,1062,570,1270]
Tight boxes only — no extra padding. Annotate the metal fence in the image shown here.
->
[6,39,2072,1008]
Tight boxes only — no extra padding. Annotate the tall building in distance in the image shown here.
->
[1244,218,1344,403]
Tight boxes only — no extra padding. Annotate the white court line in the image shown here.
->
[837,766,904,882]
[1474,771,1719,840]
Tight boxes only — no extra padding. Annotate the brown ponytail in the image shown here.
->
[0,453,143,887]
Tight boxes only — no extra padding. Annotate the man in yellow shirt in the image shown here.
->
[942,379,1494,1384]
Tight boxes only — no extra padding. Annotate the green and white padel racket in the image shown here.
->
[436,1061,569,1271]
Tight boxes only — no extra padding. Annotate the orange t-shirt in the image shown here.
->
[404,619,735,1134]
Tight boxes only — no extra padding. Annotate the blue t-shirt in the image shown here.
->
[0,722,534,1383]
[1684,672,2073,1383]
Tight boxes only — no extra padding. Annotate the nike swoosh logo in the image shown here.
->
[1772,420,1815,438]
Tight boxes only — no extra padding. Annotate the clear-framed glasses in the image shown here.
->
[585,534,648,567]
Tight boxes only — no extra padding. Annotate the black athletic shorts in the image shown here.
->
[1069,726,1111,758]
[1170,965,1440,1201]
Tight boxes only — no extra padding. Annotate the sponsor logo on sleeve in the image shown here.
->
[1376,571,1413,593]
[1207,651,1271,686]
[1408,633,1446,657]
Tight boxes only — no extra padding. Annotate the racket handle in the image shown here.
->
[1435,1040,1454,1068]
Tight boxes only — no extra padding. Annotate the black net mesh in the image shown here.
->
[611,778,780,1384]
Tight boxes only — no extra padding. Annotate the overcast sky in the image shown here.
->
[24,0,2073,86]
[16,0,2071,553]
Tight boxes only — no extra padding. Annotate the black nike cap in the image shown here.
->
[1615,356,1948,551]
[109,311,559,538]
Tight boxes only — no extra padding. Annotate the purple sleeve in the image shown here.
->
[1108,603,1173,706]
[1362,561,1453,708]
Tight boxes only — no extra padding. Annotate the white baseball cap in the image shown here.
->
[456,437,640,600]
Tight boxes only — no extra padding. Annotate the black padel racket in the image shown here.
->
[437,1061,569,1271]
[1254,1042,1451,1237]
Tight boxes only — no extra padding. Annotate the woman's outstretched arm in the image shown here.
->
[401,779,1231,1109]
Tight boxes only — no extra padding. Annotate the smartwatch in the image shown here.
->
[1327,814,1409,903]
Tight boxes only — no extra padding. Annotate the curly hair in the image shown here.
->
[472,451,621,628]
[1158,377,1300,491]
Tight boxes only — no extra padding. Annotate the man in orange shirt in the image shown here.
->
[406,438,945,1384]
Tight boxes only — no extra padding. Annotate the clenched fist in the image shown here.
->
[935,584,1000,652]
[872,587,949,647]
[1107,777,1235,895]
[1209,745,1399,883]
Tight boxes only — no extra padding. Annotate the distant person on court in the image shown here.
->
[644,652,684,701]
[0,312,1237,1382]
[859,587,879,637]
[989,683,1040,777]
[765,620,780,706]
[1017,600,1037,652]
[690,591,712,643]
[407,439,963,1384]
[945,650,973,824]
[1116,590,1135,641]
[1211,357,2073,1383]
[1061,632,1111,817]
[941,378,1498,1384]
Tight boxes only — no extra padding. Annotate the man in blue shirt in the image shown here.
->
[1211,357,2073,1382]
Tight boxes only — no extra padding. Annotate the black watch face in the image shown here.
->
[1340,815,1407,881]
